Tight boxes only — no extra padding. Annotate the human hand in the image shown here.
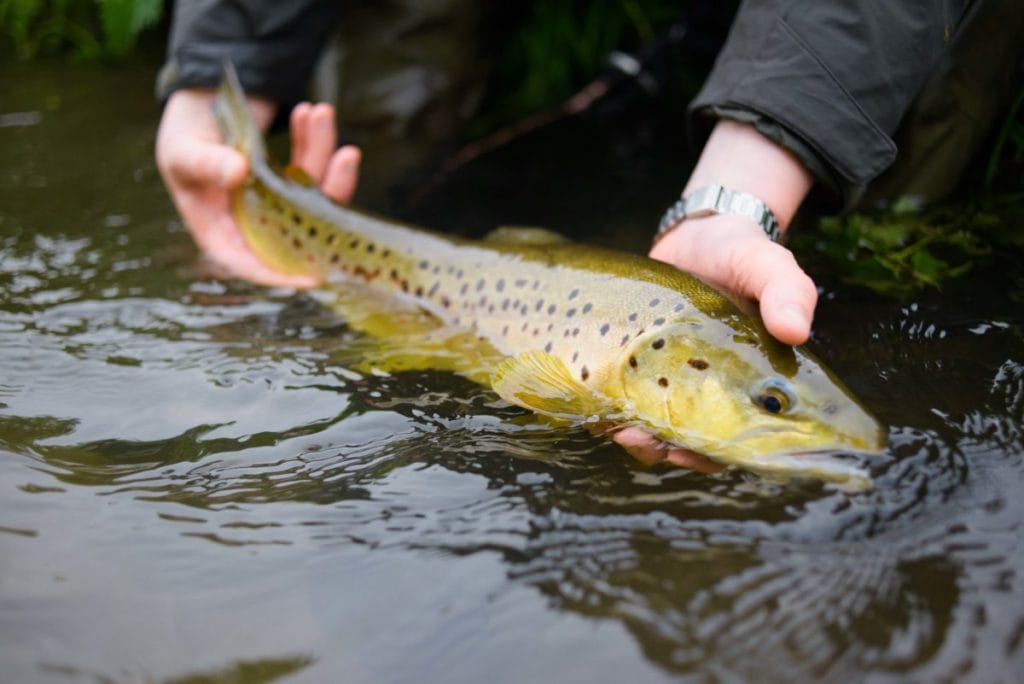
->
[155,88,361,287]
[649,213,818,346]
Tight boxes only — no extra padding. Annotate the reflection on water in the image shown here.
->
[1,62,1023,683]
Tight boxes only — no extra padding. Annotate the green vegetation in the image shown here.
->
[0,0,162,59]
[798,91,1024,299]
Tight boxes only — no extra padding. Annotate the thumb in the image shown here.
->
[738,245,817,345]
[166,138,248,190]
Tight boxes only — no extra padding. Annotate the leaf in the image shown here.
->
[96,0,161,58]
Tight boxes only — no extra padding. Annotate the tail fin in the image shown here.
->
[212,61,267,164]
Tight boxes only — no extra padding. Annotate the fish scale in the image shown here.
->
[213,63,887,489]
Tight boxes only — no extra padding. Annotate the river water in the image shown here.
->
[1,61,1022,683]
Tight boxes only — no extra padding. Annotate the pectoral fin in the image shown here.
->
[491,351,615,421]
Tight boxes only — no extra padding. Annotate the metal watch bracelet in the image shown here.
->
[655,185,782,243]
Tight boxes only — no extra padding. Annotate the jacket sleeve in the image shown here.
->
[156,0,341,107]
[689,0,971,204]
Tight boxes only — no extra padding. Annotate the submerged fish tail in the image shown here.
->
[212,61,267,165]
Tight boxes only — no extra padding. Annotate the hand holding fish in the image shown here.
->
[155,88,361,287]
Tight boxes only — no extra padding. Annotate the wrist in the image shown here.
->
[682,119,814,233]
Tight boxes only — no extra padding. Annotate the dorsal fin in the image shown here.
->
[481,226,569,246]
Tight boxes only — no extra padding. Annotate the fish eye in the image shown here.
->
[753,378,796,415]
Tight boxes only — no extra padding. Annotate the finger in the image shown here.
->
[729,241,817,345]
[321,145,362,204]
[291,102,337,183]
[290,102,311,170]
[164,137,248,190]
[612,427,726,473]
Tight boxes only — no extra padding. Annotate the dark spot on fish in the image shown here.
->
[547,323,554,332]
[479,295,487,306]
[688,358,709,371]
[566,308,576,318]
[460,283,469,295]
[522,322,529,332]
[416,286,424,297]
[652,339,665,350]
[620,334,630,346]
[582,303,592,314]
[599,323,610,336]
[401,280,409,293]
[520,305,528,315]
[533,328,540,337]
[515,279,527,288]
[572,328,579,337]
[547,305,556,315]
[381,248,390,257]
[456,269,464,279]
[502,299,510,311]
[544,342,553,353]
[650,298,660,307]
[305,254,315,264]
[330,254,340,264]
[277,225,286,236]
[488,304,495,313]
[568,289,579,300]
[653,318,665,326]
[497,279,505,292]
[432,265,440,274]
[368,243,379,254]
[259,215,268,225]
[349,238,359,249]
[419,260,429,270]
[572,351,579,362]
[532,280,540,290]
[535,299,544,312]
[476,279,485,292]
[629,356,638,369]
[292,212,302,225]
[674,303,685,312]
[628,312,638,322]
[429,283,439,297]
[502,325,508,336]
[658,377,669,387]
[581,366,590,381]
[307,226,318,239]
[292,237,303,250]
[390,269,399,280]
[326,233,336,245]
[564,329,570,338]
[441,296,451,308]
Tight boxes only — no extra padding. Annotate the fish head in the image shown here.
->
[615,320,886,486]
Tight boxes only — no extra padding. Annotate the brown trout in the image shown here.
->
[213,65,886,490]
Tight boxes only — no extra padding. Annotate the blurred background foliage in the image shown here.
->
[1,0,1021,300]
[0,0,163,59]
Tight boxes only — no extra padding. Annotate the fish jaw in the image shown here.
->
[614,322,887,488]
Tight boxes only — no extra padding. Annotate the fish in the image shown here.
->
[212,63,887,491]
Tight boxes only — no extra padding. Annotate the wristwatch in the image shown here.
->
[656,184,782,243]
